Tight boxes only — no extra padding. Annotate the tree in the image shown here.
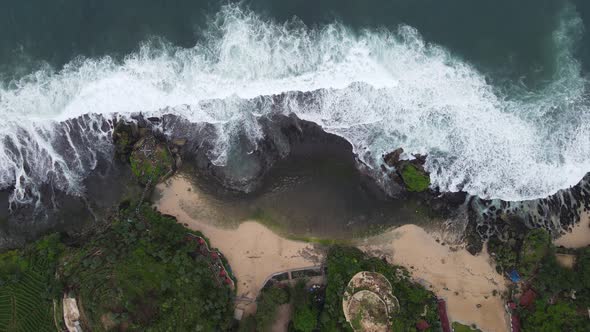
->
[522,300,585,332]
[255,286,289,330]
[520,229,551,277]
[293,305,318,332]
[533,253,576,296]
[578,248,590,289]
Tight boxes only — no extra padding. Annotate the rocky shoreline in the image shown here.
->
[1,111,589,253]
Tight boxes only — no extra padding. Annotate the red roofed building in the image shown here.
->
[437,299,451,332]
[507,301,517,310]
[511,314,521,332]
[519,289,537,308]
[416,319,430,331]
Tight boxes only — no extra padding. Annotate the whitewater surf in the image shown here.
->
[0,3,589,210]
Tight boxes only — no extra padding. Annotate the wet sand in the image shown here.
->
[155,175,511,331]
[554,211,590,248]
[154,176,324,306]
[359,225,509,332]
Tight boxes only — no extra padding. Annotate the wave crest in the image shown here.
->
[0,4,589,203]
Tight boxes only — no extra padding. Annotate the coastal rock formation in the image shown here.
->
[1,110,589,253]
[160,112,358,193]
[381,148,431,193]
[465,173,590,247]
[0,153,142,249]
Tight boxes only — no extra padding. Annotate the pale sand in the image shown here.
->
[555,253,576,269]
[359,225,509,332]
[154,176,323,306]
[154,175,508,330]
[554,211,590,249]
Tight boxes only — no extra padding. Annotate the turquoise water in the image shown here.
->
[0,0,589,204]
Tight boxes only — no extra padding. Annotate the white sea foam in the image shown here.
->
[0,4,589,204]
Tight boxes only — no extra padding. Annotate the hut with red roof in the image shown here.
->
[519,289,537,308]
[416,319,430,331]
[437,299,451,332]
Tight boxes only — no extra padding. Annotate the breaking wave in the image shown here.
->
[0,4,589,205]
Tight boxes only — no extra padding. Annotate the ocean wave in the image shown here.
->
[0,4,589,204]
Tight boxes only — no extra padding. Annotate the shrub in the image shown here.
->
[321,246,438,331]
[255,286,289,330]
[519,229,551,277]
[59,205,234,331]
[130,137,173,185]
[293,305,318,332]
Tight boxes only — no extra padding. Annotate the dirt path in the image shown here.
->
[270,304,293,332]
[359,225,509,332]
[154,176,324,313]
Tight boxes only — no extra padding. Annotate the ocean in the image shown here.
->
[1,0,589,206]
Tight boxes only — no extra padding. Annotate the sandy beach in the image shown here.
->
[154,176,324,308]
[360,225,509,332]
[152,174,559,332]
[554,211,590,248]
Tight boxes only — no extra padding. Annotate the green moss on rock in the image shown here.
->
[130,136,173,185]
[400,164,430,192]
[112,121,139,161]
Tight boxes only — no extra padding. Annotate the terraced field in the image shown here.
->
[0,268,55,332]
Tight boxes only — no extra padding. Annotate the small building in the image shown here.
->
[508,270,521,283]
[519,289,537,308]
[510,314,521,332]
[507,301,517,311]
[437,299,451,332]
[416,319,430,331]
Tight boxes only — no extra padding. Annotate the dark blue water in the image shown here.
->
[1,0,587,82]
[1,0,589,204]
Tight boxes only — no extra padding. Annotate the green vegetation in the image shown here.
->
[241,280,322,332]
[452,322,482,332]
[400,164,430,192]
[291,281,319,332]
[59,204,234,331]
[130,137,173,185]
[519,228,551,277]
[490,228,590,331]
[0,205,234,331]
[579,248,590,293]
[321,246,438,331]
[532,253,576,296]
[254,286,289,331]
[488,236,519,273]
[521,299,586,332]
[0,235,64,332]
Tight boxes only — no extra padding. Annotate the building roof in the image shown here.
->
[520,289,537,308]
[508,270,521,283]
[437,299,451,332]
[507,301,517,310]
[511,314,521,332]
[416,319,430,331]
